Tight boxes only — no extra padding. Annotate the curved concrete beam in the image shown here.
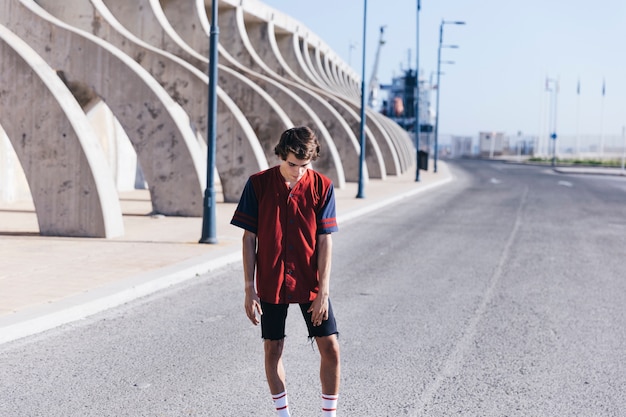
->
[99,0,292,195]
[263,30,386,178]
[296,37,402,176]
[212,4,346,186]
[159,0,293,161]
[37,0,267,202]
[376,113,415,171]
[4,0,206,216]
[0,24,124,237]
[274,30,318,87]
[99,0,206,70]
[37,0,209,143]
[233,16,374,181]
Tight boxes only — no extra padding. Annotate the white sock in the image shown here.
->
[322,393,338,416]
[272,391,291,417]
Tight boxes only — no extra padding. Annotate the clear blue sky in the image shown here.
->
[261,0,625,139]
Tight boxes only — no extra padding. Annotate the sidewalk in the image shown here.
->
[0,163,453,345]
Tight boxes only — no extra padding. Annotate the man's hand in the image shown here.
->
[244,291,262,325]
[308,294,329,327]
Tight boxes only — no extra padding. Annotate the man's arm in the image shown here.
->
[242,230,262,325]
[308,233,333,326]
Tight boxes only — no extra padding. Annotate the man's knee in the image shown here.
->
[316,335,340,361]
[264,338,285,360]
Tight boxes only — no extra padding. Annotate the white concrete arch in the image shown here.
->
[122,0,318,183]
[0,24,124,238]
[152,1,300,190]
[214,5,346,187]
[240,18,379,181]
[99,0,206,70]
[325,57,352,99]
[256,4,408,177]
[273,31,319,87]
[333,59,360,101]
[318,48,349,96]
[174,0,345,177]
[301,39,333,91]
[270,31,396,178]
[4,0,206,216]
[38,0,267,202]
[380,114,416,171]
[37,0,209,144]
[93,0,276,202]
[260,21,388,180]
[371,112,414,173]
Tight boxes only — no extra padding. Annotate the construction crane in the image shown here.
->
[368,25,386,108]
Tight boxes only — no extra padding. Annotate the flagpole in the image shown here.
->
[599,77,606,160]
[621,125,625,172]
[575,78,580,158]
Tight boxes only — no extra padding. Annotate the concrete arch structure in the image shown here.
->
[241,18,378,180]
[3,0,206,217]
[36,0,267,202]
[152,0,295,167]
[263,28,386,179]
[234,12,387,180]
[179,3,346,185]
[0,0,419,238]
[36,0,209,144]
[99,0,311,192]
[229,0,408,179]
[0,24,124,238]
[215,4,345,186]
[297,37,403,176]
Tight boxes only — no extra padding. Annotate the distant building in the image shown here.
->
[450,136,473,158]
[479,132,508,157]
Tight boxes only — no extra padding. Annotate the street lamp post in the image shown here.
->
[545,77,559,167]
[414,0,421,181]
[199,0,220,244]
[433,19,465,173]
[356,0,368,198]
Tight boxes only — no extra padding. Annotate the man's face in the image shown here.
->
[281,152,311,184]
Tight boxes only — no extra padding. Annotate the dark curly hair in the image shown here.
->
[274,126,321,161]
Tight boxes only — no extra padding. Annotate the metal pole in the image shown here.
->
[551,79,558,167]
[200,0,219,244]
[356,0,368,198]
[414,0,421,181]
[622,126,626,171]
[433,20,443,174]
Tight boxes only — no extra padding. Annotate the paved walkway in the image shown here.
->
[0,163,453,345]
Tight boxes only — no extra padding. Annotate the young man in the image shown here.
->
[231,126,341,417]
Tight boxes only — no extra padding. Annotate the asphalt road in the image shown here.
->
[1,159,625,417]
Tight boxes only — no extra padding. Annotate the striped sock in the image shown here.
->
[272,391,290,417]
[322,393,338,416]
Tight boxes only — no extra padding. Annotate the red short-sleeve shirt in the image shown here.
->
[231,166,338,304]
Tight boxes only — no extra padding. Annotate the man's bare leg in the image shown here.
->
[264,339,287,394]
[316,334,340,394]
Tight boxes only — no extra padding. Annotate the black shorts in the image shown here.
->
[260,300,338,340]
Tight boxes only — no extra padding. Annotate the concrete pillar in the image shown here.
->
[37,0,266,202]
[4,0,206,216]
[0,24,124,237]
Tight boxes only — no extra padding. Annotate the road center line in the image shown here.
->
[415,186,529,415]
